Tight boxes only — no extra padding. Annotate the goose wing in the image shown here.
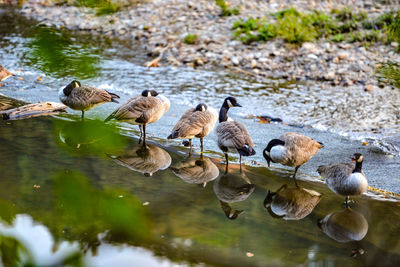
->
[280,132,322,162]
[171,108,216,138]
[71,86,117,105]
[317,162,354,180]
[280,132,322,150]
[217,121,254,149]
[106,95,162,122]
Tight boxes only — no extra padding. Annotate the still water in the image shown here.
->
[0,6,400,267]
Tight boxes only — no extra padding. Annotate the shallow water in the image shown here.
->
[1,7,400,194]
[0,7,400,266]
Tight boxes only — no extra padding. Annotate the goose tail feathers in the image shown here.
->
[107,91,120,103]
[104,113,115,122]
[167,131,179,139]
[317,165,326,175]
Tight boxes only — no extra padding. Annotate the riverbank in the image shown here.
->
[20,0,400,90]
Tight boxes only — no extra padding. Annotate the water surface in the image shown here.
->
[0,7,400,266]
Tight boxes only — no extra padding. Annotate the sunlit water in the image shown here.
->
[0,7,400,267]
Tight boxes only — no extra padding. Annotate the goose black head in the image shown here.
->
[195,103,207,112]
[63,80,81,96]
[352,153,363,163]
[223,96,241,108]
[263,139,285,167]
[141,90,159,97]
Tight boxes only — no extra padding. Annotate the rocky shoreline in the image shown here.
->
[18,0,400,90]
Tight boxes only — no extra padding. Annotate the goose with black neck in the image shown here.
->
[216,96,256,171]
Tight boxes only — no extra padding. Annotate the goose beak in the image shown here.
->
[235,103,242,107]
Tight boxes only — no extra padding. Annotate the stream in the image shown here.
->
[0,6,400,267]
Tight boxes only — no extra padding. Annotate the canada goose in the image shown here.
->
[169,156,219,187]
[263,184,322,220]
[167,103,218,153]
[0,65,14,83]
[318,208,368,243]
[105,90,170,145]
[109,143,171,176]
[213,171,255,220]
[216,96,255,169]
[263,132,323,183]
[317,153,368,206]
[59,80,120,119]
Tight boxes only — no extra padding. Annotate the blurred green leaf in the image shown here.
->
[0,235,32,267]
[52,170,151,247]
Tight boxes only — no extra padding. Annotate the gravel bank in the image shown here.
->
[20,0,400,90]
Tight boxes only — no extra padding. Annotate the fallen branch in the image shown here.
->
[145,45,170,68]
[1,101,67,120]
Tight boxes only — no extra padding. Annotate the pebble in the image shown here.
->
[231,56,240,66]
[19,0,400,89]
[364,84,375,92]
[338,51,349,60]
[307,54,318,60]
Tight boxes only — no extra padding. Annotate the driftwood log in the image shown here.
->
[1,101,67,120]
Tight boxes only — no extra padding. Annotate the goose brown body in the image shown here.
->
[169,105,217,140]
[317,161,367,196]
[105,90,170,144]
[263,132,323,181]
[277,132,323,166]
[59,80,119,118]
[216,97,255,168]
[216,121,254,154]
[105,93,169,125]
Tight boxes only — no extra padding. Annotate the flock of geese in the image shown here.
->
[1,66,368,207]
[2,65,372,246]
[56,79,368,207]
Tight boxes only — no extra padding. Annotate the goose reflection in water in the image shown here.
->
[264,184,322,220]
[58,120,110,149]
[169,156,219,187]
[318,207,368,243]
[213,170,255,220]
[110,143,171,177]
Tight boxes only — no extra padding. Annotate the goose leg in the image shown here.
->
[239,155,242,172]
[200,137,204,154]
[188,139,193,157]
[81,110,85,120]
[138,125,143,144]
[224,153,229,174]
[345,196,349,208]
[293,166,300,187]
[142,124,146,146]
